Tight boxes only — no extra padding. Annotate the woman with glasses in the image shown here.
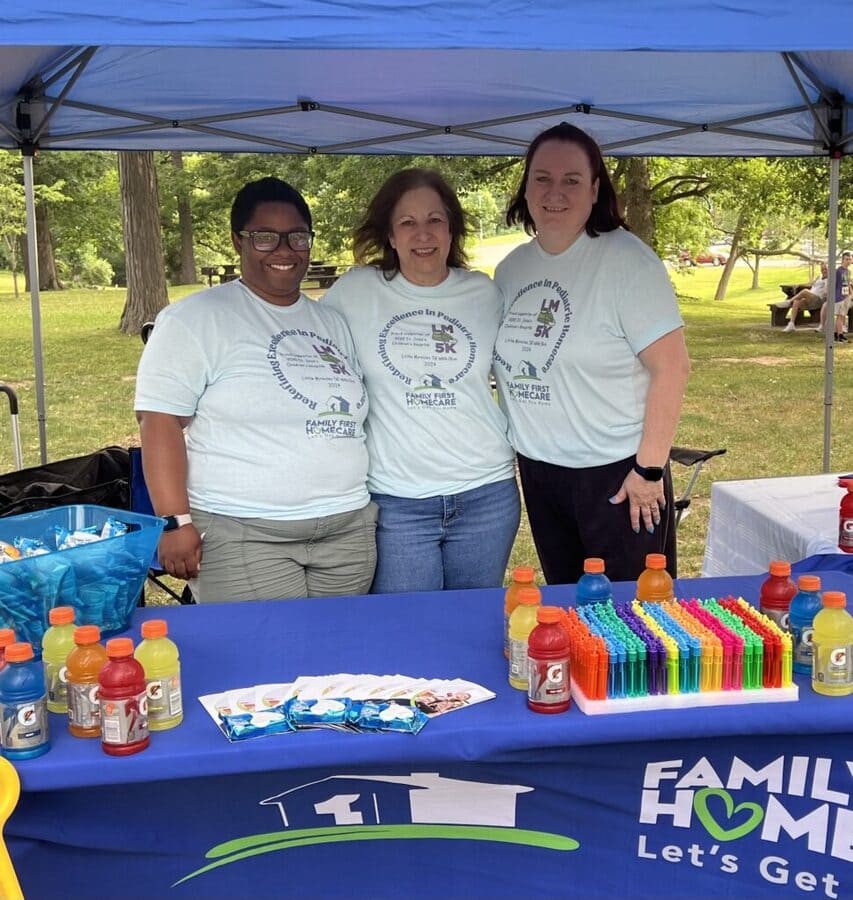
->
[493,123,690,585]
[321,168,519,594]
[135,177,376,602]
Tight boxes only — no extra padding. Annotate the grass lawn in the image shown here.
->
[1,261,849,587]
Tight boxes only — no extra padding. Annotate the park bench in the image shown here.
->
[305,260,343,289]
[200,264,239,286]
[768,283,853,329]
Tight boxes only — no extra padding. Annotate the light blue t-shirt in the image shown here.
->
[134,280,369,519]
[493,229,684,468]
[322,266,515,498]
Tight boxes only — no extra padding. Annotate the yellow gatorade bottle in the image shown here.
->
[42,606,76,714]
[811,591,853,697]
[504,567,538,659]
[134,620,183,730]
[508,587,541,691]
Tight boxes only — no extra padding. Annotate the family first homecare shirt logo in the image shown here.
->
[493,279,572,406]
[377,309,476,411]
[266,328,366,438]
[173,773,579,886]
[638,755,852,897]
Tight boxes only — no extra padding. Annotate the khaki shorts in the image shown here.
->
[189,502,377,603]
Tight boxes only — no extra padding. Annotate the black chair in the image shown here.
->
[669,446,727,528]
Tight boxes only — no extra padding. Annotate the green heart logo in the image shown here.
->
[693,788,764,841]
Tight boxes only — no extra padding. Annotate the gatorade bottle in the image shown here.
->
[0,642,50,759]
[576,558,612,607]
[504,566,537,658]
[839,482,853,553]
[759,560,798,632]
[636,554,674,602]
[42,606,76,714]
[99,638,150,756]
[0,629,16,673]
[508,587,541,690]
[66,625,108,738]
[135,619,183,731]
[811,591,853,696]
[527,606,571,713]
[789,575,823,676]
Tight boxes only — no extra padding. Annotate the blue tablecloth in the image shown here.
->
[9,572,853,898]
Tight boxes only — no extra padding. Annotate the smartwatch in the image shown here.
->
[633,462,665,482]
[162,513,193,532]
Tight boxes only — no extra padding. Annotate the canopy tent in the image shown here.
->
[0,0,850,463]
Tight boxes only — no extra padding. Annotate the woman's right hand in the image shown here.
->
[157,525,202,579]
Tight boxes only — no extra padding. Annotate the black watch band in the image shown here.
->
[633,462,665,482]
[162,514,193,532]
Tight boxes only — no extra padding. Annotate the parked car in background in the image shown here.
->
[678,249,728,266]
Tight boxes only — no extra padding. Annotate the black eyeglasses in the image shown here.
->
[238,229,314,253]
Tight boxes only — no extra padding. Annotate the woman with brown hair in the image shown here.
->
[322,168,519,594]
[493,123,690,585]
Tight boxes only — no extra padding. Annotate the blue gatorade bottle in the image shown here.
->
[576,558,612,607]
[789,574,823,676]
[0,642,51,759]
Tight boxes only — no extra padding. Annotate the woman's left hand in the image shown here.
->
[609,468,666,534]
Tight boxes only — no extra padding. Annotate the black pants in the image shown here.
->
[517,453,677,585]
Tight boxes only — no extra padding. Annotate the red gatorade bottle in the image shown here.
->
[527,607,571,714]
[98,638,150,757]
[759,560,797,632]
[840,482,853,553]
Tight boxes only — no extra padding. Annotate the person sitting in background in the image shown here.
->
[816,251,852,342]
[135,177,376,603]
[782,262,828,333]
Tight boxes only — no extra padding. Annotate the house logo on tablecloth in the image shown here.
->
[259,773,533,828]
[173,772,578,886]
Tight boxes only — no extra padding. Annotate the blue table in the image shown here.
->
[8,572,853,898]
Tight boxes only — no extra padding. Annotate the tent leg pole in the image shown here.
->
[22,153,47,464]
[822,156,840,474]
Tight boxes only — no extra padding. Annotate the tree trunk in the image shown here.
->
[22,202,63,291]
[751,254,760,289]
[621,158,655,248]
[171,151,198,285]
[118,151,169,335]
[714,209,746,301]
[3,236,20,298]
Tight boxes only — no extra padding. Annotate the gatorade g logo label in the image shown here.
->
[88,685,100,704]
[147,680,164,701]
[547,663,564,684]
[16,704,36,726]
[843,520,853,534]
[780,613,790,630]
[830,648,847,667]
[802,628,814,646]
[139,695,149,716]
[59,665,68,684]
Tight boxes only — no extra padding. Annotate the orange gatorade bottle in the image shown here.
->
[636,554,674,602]
[504,566,537,658]
[66,625,108,738]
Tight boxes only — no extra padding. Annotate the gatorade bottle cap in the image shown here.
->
[48,606,75,626]
[822,591,847,608]
[141,619,168,640]
[769,560,792,577]
[5,642,33,663]
[798,575,821,591]
[645,553,667,570]
[106,637,135,658]
[0,629,15,649]
[517,587,541,605]
[537,606,561,623]
[511,566,536,584]
[583,558,605,574]
[74,625,101,645]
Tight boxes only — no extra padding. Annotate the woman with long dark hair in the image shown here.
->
[493,123,690,584]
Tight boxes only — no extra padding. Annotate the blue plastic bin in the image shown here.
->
[0,505,164,654]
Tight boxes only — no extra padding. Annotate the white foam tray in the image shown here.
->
[571,678,799,715]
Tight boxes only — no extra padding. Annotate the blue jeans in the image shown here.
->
[370,477,521,594]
